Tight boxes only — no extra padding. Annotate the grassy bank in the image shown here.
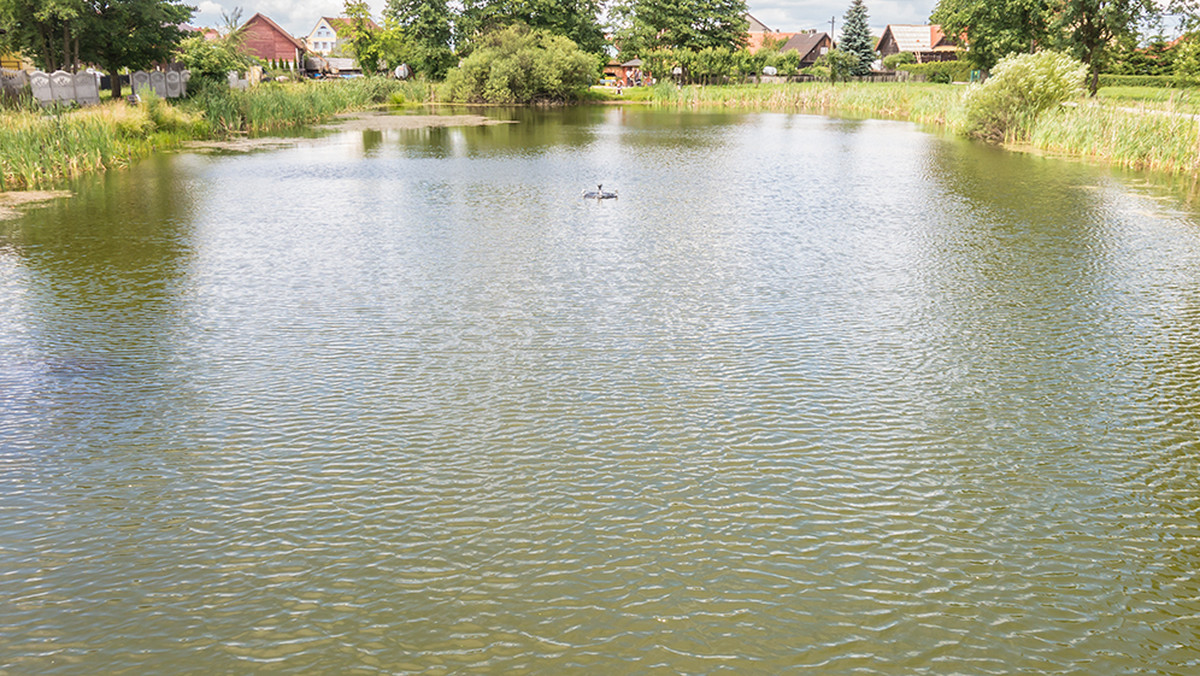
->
[635,81,1200,174]
[1,77,404,191]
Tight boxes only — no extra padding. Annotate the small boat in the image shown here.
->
[582,184,618,200]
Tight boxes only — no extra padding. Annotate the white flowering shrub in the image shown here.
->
[964,51,1087,142]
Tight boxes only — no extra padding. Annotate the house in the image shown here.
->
[780,31,833,68]
[303,16,381,56]
[745,13,797,53]
[239,12,306,66]
[876,25,960,63]
[619,58,646,87]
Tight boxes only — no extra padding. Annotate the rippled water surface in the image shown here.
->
[3,107,1200,673]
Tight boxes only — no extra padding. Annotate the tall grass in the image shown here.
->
[0,103,161,190]
[182,77,402,134]
[1,78,403,190]
[643,80,1200,174]
[1028,102,1200,173]
[646,82,967,129]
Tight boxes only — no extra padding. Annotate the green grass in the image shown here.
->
[1,77,404,190]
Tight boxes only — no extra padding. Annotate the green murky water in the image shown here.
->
[3,107,1200,673]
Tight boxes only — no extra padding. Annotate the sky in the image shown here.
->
[190,1,938,40]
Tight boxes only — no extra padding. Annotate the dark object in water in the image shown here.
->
[582,184,618,200]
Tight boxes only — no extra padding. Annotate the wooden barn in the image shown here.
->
[240,13,306,65]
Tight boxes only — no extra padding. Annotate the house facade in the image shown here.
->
[780,31,833,68]
[876,24,960,63]
[240,12,306,65]
[303,17,381,56]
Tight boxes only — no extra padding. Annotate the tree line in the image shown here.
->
[931,0,1200,94]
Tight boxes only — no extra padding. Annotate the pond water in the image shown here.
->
[3,106,1200,673]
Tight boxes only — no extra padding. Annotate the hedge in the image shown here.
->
[898,61,975,84]
[1096,74,1200,89]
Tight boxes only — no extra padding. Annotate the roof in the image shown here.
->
[746,31,797,53]
[244,13,306,51]
[781,32,831,60]
[879,24,957,53]
[322,16,382,33]
[621,58,643,67]
[746,13,771,33]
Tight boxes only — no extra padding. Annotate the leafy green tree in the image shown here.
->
[457,0,605,56]
[807,48,859,82]
[930,0,1050,70]
[341,0,385,73]
[840,0,874,75]
[442,24,599,102]
[611,0,748,54]
[1052,0,1157,95]
[1175,34,1200,79]
[0,0,193,96]
[84,0,195,97]
[383,0,455,77]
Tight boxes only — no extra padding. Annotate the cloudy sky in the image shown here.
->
[191,1,937,39]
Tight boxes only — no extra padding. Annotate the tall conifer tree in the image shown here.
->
[840,0,874,76]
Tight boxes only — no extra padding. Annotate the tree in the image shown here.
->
[442,24,599,102]
[457,0,606,56]
[174,9,252,82]
[841,0,874,75]
[610,0,748,54]
[383,0,455,78]
[1053,0,1159,95]
[341,0,384,73]
[86,0,194,97]
[963,50,1085,141]
[0,0,193,96]
[807,48,859,82]
[931,0,1051,71]
[0,0,88,72]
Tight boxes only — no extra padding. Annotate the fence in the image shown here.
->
[0,69,190,106]
[130,70,190,99]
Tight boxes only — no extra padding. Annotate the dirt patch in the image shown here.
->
[323,111,517,131]
[183,137,301,153]
[0,190,72,221]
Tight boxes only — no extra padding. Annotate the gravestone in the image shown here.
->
[29,71,53,105]
[149,70,166,97]
[74,71,100,105]
[131,70,151,97]
[50,70,75,104]
[180,70,190,96]
[165,70,182,98]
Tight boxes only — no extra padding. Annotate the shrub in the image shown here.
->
[899,60,974,83]
[963,50,1086,142]
[442,25,599,103]
[1096,73,1200,89]
[882,52,916,71]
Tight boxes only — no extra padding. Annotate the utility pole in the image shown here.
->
[830,16,836,39]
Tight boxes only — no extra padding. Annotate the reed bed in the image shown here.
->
[0,103,157,190]
[1,78,403,190]
[647,81,1200,173]
[1029,102,1200,173]
[651,82,968,129]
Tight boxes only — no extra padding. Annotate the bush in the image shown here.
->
[963,50,1086,142]
[442,25,599,103]
[882,52,916,71]
[1096,73,1200,89]
[899,60,973,83]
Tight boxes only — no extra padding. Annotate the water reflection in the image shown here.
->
[4,107,1200,673]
